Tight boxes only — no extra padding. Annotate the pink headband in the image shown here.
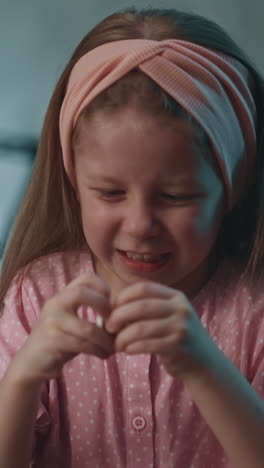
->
[59,39,257,210]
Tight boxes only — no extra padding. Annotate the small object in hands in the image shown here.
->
[96,314,104,328]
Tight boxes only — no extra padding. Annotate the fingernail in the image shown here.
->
[96,315,104,328]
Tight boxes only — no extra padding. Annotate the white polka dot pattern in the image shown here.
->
[1,250,264,467]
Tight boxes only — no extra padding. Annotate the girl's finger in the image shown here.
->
[47,333,112,370]
[58,316,115,354]
[123,334,181,355]
[68,271,110,299]
[78,338,113,359]
[106,297,179,333]
[113,281,182,308]
[62,345,110,361]
[114,316,185,352]
[51,284,111,320]
[91,326,115,354]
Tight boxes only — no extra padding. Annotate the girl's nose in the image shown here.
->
[121,198,161,239]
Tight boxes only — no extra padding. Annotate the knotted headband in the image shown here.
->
[59,39,257,210]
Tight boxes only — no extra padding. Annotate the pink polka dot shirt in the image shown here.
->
[1,250,264,468]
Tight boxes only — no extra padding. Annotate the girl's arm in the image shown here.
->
[0,271,113,468]
[183,348,264,468]
[0,359,43,468]
[108,281,264,468]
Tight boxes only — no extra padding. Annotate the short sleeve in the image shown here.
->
[0,270,51,447]
[0,270,36,376]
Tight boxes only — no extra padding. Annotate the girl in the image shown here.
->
[1,6,264,468]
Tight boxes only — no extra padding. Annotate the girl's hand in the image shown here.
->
[106,281,216,380]
[13,272,115,383]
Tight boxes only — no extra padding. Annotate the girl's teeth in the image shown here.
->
[125,252,165,262]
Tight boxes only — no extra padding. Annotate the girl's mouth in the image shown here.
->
[116,250,170,273]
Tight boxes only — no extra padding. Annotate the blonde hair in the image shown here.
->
[1,7,264,312]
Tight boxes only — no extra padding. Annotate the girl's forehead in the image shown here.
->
[75,149,221,205]
[74,109,199,157]
[73,108,218,189]
[75,106,195,142]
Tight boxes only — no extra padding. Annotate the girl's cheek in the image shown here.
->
[182,200,218,237]
[170,209,200,237]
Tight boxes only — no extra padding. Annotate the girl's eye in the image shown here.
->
[162,193,198,201]
[96,190,200,202]
[99,190,124,197]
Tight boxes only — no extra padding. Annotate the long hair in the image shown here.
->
[1,7,264,311]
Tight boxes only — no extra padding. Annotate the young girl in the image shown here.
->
[1,6,264,468]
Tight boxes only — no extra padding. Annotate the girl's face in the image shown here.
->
[74,108,225,300]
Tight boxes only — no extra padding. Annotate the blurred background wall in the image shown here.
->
[0,0,262,265]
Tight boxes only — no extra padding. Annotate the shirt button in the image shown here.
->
[132,416,146,430]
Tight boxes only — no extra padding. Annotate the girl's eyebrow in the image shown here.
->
[86,174,195,184]
[92,176,121,183]
[84,175,122,185]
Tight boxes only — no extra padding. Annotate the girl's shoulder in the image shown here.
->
[193,256,264,320]
[4,249,94,307]
[197,256,264,297]
[23,249,93,278]
[193,258,264,370]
